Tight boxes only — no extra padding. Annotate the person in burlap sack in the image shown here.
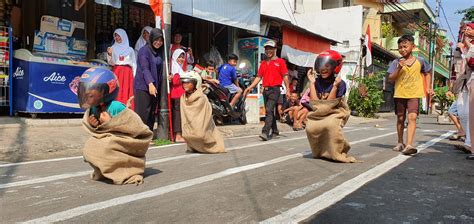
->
[77,67,153,185]
[305,50,359,163]
[180,71,225,153]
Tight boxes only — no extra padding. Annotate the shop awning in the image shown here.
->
[132,0,260,32]
[281,26,331,67]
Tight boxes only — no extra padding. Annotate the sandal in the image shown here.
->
[466,154,474,160]
[402,145,418,155]
[449,134,466,141]
[392,143,405,152]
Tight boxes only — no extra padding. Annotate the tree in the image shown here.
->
[456,6,474,21]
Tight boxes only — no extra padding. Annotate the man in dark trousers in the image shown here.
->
[244,40,290,141]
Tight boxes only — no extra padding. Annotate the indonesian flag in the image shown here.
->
[149,0,164,28]
[365,25,372,67]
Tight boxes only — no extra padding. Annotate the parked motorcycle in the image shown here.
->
[202,63,251,125]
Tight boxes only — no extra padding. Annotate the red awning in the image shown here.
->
[282,26,330,67]
[282,26,330,54]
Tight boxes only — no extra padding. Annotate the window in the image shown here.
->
[343,0,352,7]
[343,40,350,47]
[295,0,304,13]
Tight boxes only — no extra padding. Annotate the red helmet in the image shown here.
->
[315,50,343,75]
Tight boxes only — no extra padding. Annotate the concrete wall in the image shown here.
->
[301,0,322,12]
[316,6,363,54]
[362,7,382,46]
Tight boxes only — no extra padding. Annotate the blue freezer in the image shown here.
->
[12,49,107,113]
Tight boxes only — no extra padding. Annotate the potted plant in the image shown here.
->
[347,72,385,118]
[433,86,455,124]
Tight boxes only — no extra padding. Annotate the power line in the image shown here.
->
[280,0,297,26]
[385,2,431,33]
[287,0,299,25]
[384,2,430,34]
[440,4,457,41]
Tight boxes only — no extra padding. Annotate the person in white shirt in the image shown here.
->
[107,28,137,107]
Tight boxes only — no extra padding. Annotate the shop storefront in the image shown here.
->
[1,0,260,117]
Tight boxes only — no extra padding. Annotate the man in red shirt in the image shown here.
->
[244,40,290,141]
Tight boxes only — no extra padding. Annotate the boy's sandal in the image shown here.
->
[454,144,471,154]
[392,143,405,152]
[449,134,465,141]
[466,154,474,160]
[401,145,418,155]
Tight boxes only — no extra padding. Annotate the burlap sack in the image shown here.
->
[305,98,359,163]
[180,88,225,153]
[82,108,153,185]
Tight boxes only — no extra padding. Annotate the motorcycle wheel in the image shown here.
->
[214,115,224,126]
[238,103,247,125]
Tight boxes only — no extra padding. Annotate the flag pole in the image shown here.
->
[151,0,173,141]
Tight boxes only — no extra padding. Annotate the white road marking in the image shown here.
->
[0,135,306,189]
[20,131,395,223]
[28,196,70,207]
[0,128,369,189]
[260,131,454,224]
[21,153,305,224]
[359,151,379,159]
[0,127,364,168]
[284,172,345,199]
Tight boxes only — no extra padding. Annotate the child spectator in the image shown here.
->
[170,49,187,142]
[218,54,242,107]
[282,92,308,131]
[387,34,433,155]
[200,60,219,85]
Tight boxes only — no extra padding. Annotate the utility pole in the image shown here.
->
[428,0,440,114]
[157,0,172,140]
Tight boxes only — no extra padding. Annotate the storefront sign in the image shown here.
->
[12,57,98,113]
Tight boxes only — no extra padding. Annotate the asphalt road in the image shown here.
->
[1,115,471,224]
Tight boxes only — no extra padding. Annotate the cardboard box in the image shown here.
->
[40,15,76,37]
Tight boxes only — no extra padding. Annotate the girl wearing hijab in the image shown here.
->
[170,48,186,142]
[134,28,164,132]
[107,28,137,106]
[134,26,153,54]
[170,32,194,71]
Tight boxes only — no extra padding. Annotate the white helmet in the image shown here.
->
[180,70,202,88]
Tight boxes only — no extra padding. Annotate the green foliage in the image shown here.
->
[433,86,455,115]
[456,6,474,21]
[347,72,385,118]
[153,139,174,146]
[381,22,396,39]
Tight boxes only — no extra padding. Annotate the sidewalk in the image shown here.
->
[0,114,391,162]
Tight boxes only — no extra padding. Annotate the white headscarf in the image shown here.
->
[134,26,153,52]
[111,28,133,61]
[171,48,185,76]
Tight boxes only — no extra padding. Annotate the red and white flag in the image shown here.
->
[149,0,164,29]
[365,25,372,67]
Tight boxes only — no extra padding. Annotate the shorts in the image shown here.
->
[224,84,242,94]
[394,98,419,115]
[448,101,458,116]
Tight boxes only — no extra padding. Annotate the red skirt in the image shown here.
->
[113,65,134,109]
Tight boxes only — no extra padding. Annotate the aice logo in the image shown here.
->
[13,67,24,79]
[44,72,67,84]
